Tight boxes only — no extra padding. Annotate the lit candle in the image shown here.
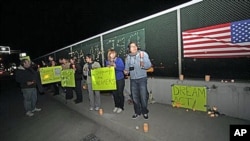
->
[143,123,149,132]
[179,74,184,81]
[99,108,103,115]
[205,75,210,82]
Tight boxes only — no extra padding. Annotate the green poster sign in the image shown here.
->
[171,85,207,112]
[61,69,75,87]
[91,67,116,90]
[39,66,62,84]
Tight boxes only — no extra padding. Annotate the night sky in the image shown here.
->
[1,0,190,59]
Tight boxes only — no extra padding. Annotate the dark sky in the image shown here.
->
[1,0,190,59]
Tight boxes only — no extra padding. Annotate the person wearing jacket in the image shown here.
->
[70,57,83,104]
[105,49,125,113]
[83,54,101,111]
[124,42,152,120]
[15,59,42,117]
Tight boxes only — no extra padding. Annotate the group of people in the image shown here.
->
[15,42,152,120]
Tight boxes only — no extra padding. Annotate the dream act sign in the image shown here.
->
[171,85,207,112]
[91,67,116,90]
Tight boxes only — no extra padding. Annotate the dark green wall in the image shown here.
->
[35,1,250,80]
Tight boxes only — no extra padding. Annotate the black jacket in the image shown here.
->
[15,65,43,91]
[70,63,83,81]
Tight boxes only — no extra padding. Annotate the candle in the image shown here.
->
[143,123,149,132]
[99,108,103,115]
[205,75,210,82]
[179,74,184,81]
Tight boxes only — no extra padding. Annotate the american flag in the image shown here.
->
[182,19,250,58]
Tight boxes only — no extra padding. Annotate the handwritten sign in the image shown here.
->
[39,66,62,84]
[91,67,116,90]
[61,69,75,87]
[171,85,207,112]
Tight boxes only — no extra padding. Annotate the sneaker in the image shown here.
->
[143,114,149,120]
[26,111,34,117]
[132,114,140,119]
[32,107,41,112]
[95,107,100,111]
[74,100,82,104]
[89,107,94,111]
[116,108,123,113]
[113,107,118,113]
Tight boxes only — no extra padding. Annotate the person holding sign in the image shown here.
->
[60,57,73,101]
[83,54,101,111]
[105,49,125,114]
[48,55,60,96]
[124,42,152,120]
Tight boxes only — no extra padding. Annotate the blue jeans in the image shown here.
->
[130,77,149,115]
[21,88,37,112]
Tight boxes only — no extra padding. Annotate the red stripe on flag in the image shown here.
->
[182,22,250,58]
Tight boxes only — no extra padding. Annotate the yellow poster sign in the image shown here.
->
[91,67,116,90]
[39,66,62,84]
[171,85,207,112]
[61,69,75,87]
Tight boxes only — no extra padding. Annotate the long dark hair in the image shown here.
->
[127,42,140,53]
[85,54,94,61]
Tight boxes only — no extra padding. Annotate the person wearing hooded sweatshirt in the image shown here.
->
[124,42,152,120]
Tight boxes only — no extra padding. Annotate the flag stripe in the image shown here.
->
[182,19,250,58]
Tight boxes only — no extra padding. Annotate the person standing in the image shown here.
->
[15,59,42,117]
[60,57,73,101]
[105,49,125,113]
[70,57,83,104]
[124,42,152,119]
[83,54,101,111]
[48,55,60,96]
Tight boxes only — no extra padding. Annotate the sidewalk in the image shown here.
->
[52,90,250,141]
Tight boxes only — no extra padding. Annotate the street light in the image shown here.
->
[19,53,27,57]
[0,46,10,54]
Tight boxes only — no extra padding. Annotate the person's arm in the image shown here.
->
[75,63,82,74]
[82,64,88,76]
[115,58,125,71]
[92,62,101,68]
[140,51,152,69]
[124,56,130,75]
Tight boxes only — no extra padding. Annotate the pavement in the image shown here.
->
[1,74,250,141]
[52,87,250,141]
[0,76,129,141]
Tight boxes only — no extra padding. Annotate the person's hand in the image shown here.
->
[140,51,144,58]
[72,64,76,70]
[108,64,116,67]
[124,70,129,75]
[27,81,35,85]
[140,61,144,68]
